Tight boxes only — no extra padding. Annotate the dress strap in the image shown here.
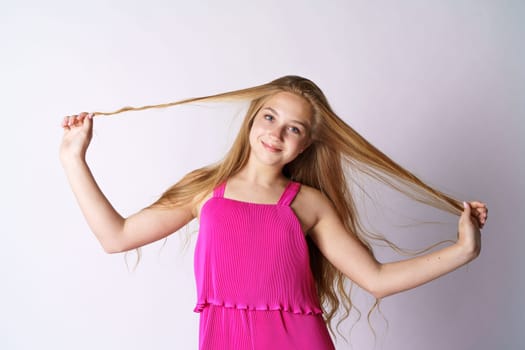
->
[278,181,301,206]
[213,182,227,198]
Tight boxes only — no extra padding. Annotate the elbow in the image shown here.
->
[369,289,383,300]
[95,226,130,254]
[368,286,390,300]
[101,243,120,254]
[99,237,126,254]
[366,265,392,300]
[102,244,122,254]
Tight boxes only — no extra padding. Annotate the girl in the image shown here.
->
[60,76,487,349]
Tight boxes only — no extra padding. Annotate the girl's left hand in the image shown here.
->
[457,201,488,259]
[466,200,488,229]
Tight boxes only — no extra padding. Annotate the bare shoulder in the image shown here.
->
[296,183,335,209]
[292,183,335,234]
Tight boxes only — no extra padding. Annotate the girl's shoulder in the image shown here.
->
[293,183,334,233]
[295,182,331,206]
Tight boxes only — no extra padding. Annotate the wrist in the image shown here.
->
[60,152,87,168]
[454,238,480,262]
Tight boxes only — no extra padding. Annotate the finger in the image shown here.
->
[82,112,95,121]
[476,213,486,227]
[470,208,483,223]
[475,216,483,227]
[474,206,488,222]
[462,201,482,229]
[74,114,85,126]
[469,202,487,220]
[478,209,488,220]
[461,201,472,220]
[468,201,486,209]
[71,114,84,127]
[67,114,77,126]
[473,207,486,216]
[62,116,70,128]
[82,113,93,129]
[77,113,88,124]
[64,115,77,129]
[63,112,93,129]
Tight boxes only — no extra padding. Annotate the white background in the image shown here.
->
[2,1,524,349]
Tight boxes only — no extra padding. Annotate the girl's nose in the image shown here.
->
[269,126,284,140]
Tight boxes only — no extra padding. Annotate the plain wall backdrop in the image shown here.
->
[1,1,524,349]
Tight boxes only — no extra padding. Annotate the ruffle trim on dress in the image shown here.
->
[193,299,323,315]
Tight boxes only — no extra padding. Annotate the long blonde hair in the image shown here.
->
[95,75,462,335]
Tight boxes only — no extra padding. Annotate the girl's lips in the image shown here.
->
[261,140,282,152]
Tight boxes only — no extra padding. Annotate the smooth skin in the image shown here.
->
[60,92,487,299]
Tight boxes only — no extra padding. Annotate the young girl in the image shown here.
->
[60,75,487,349]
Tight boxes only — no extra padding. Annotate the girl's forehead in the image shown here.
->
[262,92,313,124]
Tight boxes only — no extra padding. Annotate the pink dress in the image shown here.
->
[194,181,335,349]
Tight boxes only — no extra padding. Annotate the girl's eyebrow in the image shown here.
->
[263,107,280,116]
[262,107,310,128]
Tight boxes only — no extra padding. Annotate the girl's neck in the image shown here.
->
[226,166,290,204]
[233,164,288,188]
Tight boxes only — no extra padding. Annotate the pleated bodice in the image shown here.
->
[193,181,322,316]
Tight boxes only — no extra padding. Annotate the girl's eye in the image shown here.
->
[289,126,301,134]
[264,114,274,121]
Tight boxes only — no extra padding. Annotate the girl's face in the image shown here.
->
[248,91,313,168]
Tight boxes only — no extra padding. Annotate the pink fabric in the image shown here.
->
[194,181,335,349]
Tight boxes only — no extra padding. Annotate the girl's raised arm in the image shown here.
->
[308,190,487,299]
[60,112,195,253]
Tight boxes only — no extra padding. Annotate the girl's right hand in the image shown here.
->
[456,201,486,260]
[60,112,94,163]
